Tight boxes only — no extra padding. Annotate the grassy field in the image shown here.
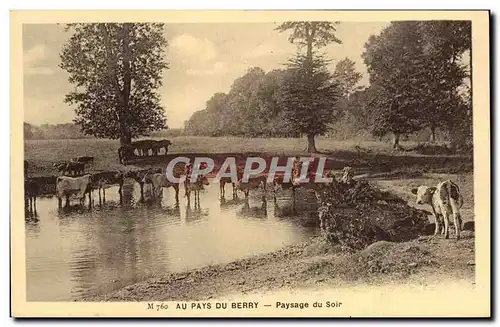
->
[24,136,473,177]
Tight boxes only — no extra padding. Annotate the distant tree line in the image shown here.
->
[23,122,181,140]
[185,21,472,152]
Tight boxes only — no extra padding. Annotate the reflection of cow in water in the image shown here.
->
[238,197,268,219]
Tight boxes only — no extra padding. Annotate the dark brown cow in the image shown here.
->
[152,139,172,156]
[25,177,40,214]
[132,140,156,157]
[53,162,85,176]
[90,170,124,203]
[118,145,135,165]
[71,156,94,168]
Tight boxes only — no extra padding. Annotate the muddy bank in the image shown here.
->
[81,231,475,302]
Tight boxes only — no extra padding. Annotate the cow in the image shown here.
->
[118,145,135,165]
[235,175,267,199]
[53,161,85,176]
[219,177,237,199]
[90,170,124,204]
[143,172,180,205]
[124,168,156,202]
[411,180,464,240]
[71,156,94,169]
[132,140,156,157]
[185,175,210,205]
[238,198,268,219]
[273,171,334,204]
[152,139,172,156]
[24,177,40,215]
[56,174,92,208]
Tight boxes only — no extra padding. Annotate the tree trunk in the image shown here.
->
[101,23,132,146]
[306,133,318,153]
[429,125,436,143]
[392,132,401,150]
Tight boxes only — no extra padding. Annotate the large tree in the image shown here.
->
[362,21,471,149]
[60,23,168,146]
[277,54,342,150]
[276,21,342,152]
[418,21,471,143]
[362,22,434,149]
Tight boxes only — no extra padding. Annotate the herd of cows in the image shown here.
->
[23,138,467,240]
[117,139,172,165]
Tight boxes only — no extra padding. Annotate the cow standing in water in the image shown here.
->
[411,180,464,240]
[144,171,181,206]
[56,175,92,208]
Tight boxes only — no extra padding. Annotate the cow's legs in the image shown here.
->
[174,186,179,206]
[119,185,123,204]
[103,188,106,203]
[65,195,70,208]
[450,200,462,240]
[220,182,225,198]
[433,214,441,236]
[139,182,144,202]
[442,209,450,239]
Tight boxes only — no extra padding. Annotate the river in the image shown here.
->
[25,178,319,301]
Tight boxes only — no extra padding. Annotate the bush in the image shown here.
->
[316,178,429,250]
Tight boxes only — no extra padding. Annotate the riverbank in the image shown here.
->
[81,231,475,302]
[79,172,475,302]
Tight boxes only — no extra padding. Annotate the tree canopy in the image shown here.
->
[362,21,471,148]
[60,23,168,145]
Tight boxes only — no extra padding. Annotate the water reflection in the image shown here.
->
[26,178,318,301]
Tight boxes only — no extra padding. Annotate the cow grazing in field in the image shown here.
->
[152,139,172,156]
[132,140,156,157]
[56,174,92,208]
[53,161,85,176]
[90,170,124,204]
[185,175,210,205]
[411,180,464,240]
[143,172,180,205]
[71,156,94,168]
[235,175,267,199]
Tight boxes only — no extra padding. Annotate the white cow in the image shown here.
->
[56,174,92,208]
[411,180,464,239]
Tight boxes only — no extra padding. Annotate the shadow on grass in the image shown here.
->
[126,148,473,176]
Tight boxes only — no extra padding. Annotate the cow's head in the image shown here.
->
[197,175,210,186]
[411,185,437,205]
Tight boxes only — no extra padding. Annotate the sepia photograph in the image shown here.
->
[10,10,490,318]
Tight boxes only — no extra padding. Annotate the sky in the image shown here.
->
[22,22,389,128]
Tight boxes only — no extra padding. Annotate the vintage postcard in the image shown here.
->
[11,10,490,318]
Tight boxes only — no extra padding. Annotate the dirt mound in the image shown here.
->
[347,241,436,277]
[316,178,429,250]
